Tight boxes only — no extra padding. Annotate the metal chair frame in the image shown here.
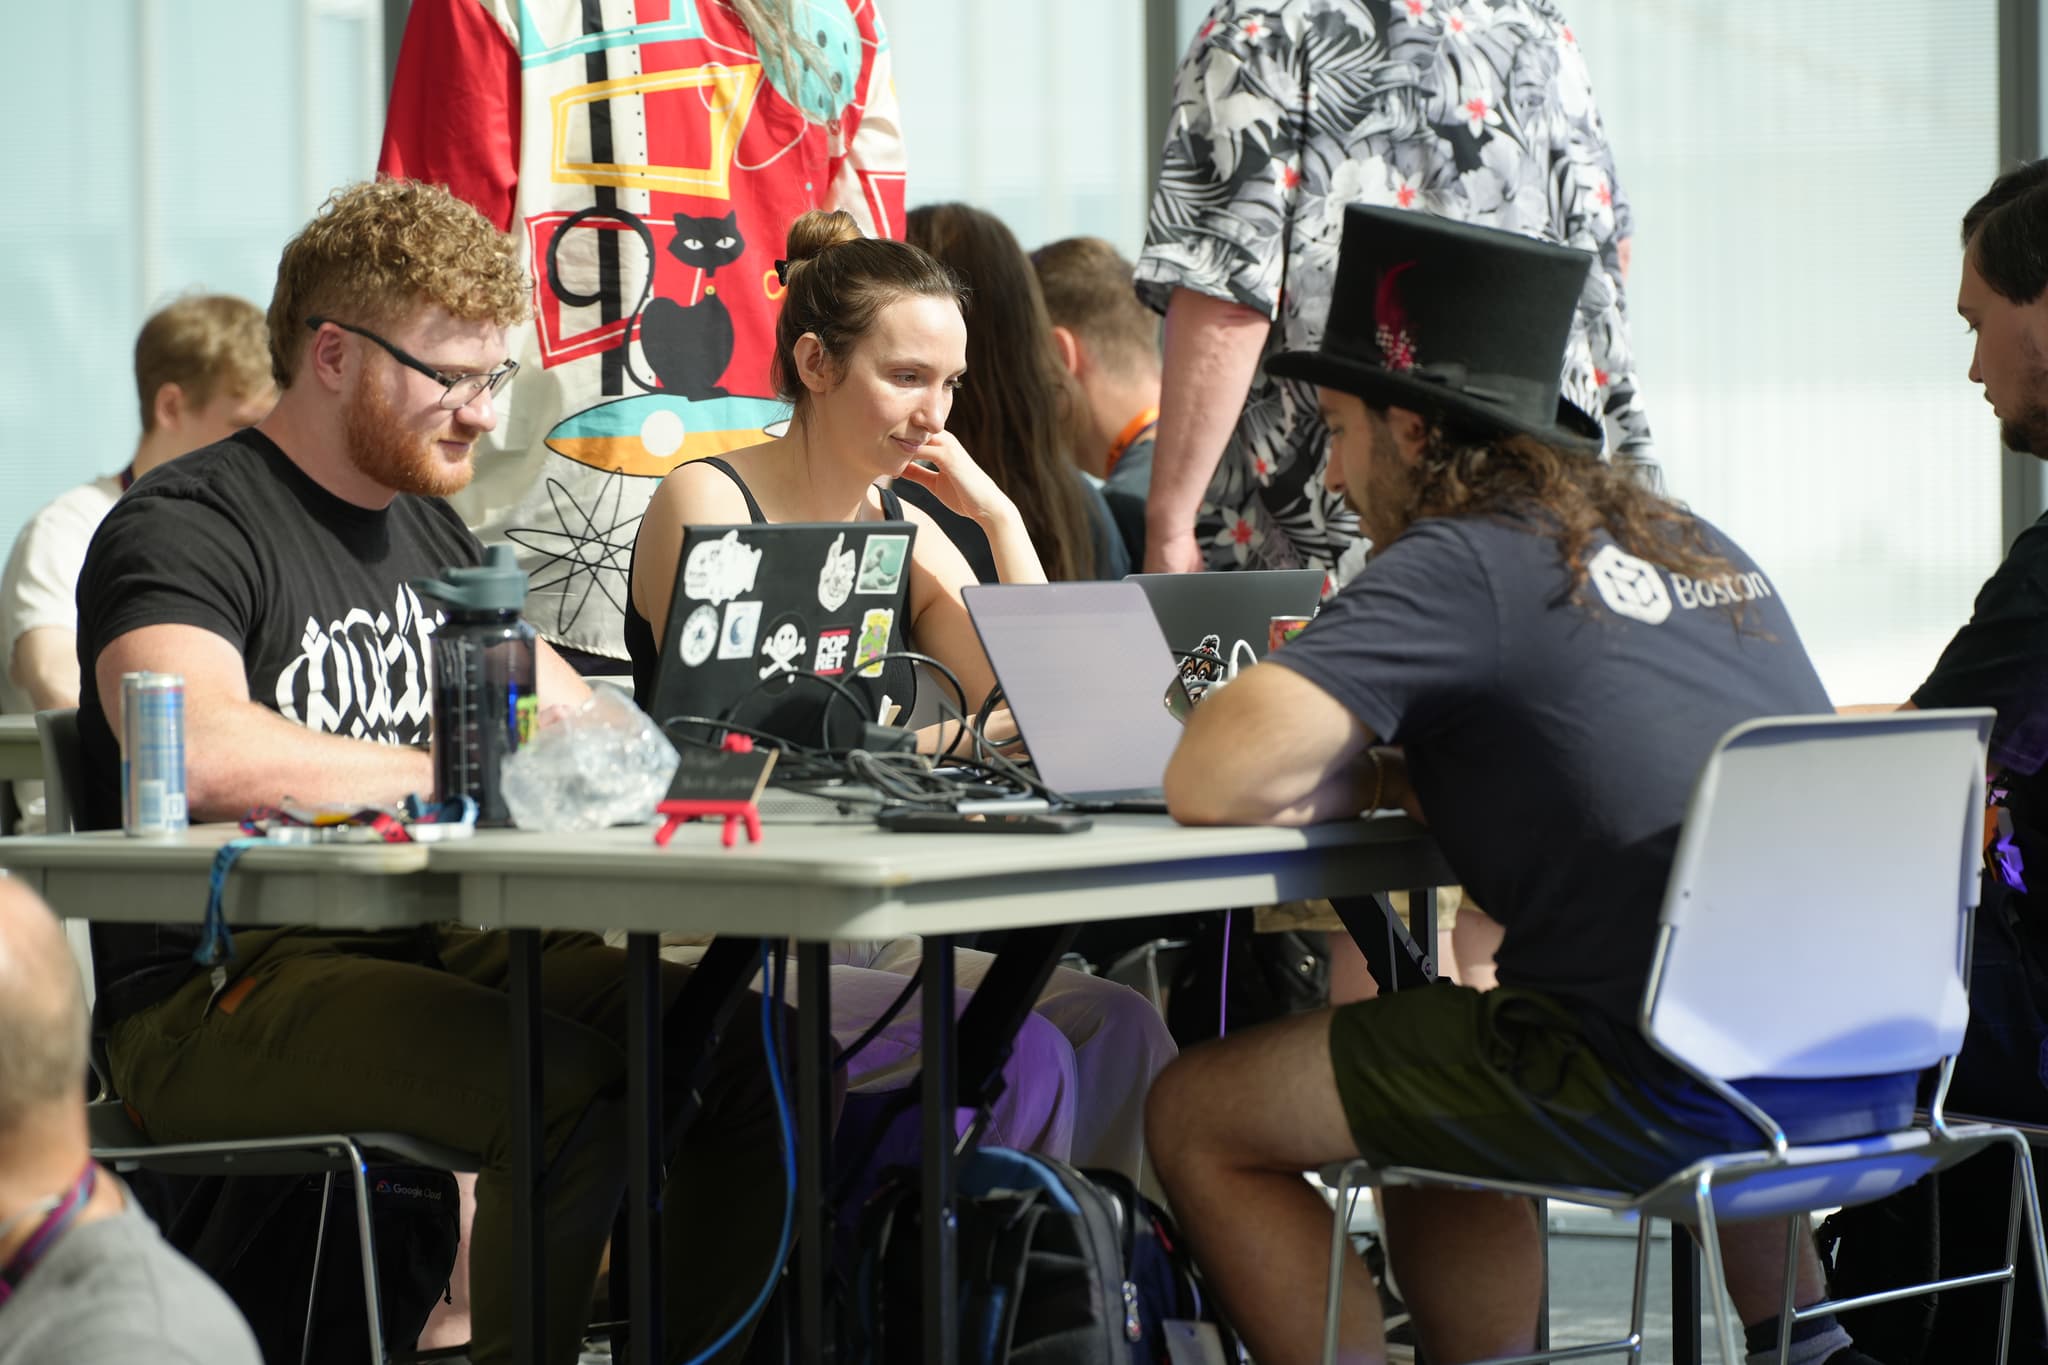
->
[1318,710,2048,1364]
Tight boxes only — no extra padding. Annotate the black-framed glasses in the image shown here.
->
[306,315,518,410]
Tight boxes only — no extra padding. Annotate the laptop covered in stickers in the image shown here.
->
[647,519,918,752]
[962,580,1184,811]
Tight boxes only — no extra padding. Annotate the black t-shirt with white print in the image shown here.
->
[74,429,481,1021]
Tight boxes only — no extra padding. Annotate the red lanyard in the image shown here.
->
[118,464,136,493]
[0,1163,97,1307]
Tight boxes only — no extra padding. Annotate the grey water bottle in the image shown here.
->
[415,546,537,826]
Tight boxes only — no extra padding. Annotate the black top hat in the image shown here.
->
[1267,205,1603,455]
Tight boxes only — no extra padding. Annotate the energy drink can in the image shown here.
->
[121,672,188,836]
[1268,615,1312,653]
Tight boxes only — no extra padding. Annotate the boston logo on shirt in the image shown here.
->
[273,584,435,744]
[1588,544,1775,627]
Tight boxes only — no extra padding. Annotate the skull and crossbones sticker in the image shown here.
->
[758,618,808,680]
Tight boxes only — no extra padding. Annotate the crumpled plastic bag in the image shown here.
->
[500,686,679,831]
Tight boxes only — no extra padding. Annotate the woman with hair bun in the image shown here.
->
[628,208,1043,751]
[627,211,1177,1186]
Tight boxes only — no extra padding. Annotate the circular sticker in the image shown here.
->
[678,603,719,667]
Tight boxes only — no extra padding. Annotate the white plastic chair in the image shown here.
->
[1321,708,2048,1364]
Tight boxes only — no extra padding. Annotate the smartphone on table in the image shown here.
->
[874,808,1094,835]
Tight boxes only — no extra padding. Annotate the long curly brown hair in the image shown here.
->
[1402,421,1749,614]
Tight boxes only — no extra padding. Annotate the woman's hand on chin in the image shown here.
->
[892,431,1018,528]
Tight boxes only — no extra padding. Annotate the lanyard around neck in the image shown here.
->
[0,1163,97,1307]
[1105,407,1159,479]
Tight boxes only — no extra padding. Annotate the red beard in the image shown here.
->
[343,376,478,497]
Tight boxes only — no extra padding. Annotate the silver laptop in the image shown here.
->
[1125,569,1325,662]
[963,581,1185,808]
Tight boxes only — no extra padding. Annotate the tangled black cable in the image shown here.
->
[832,961,923,1072]
[656,643,1092,814]
[714,666,873,752]
[963,681,1060,801]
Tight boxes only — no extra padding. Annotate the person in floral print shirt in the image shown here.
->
[1136,0,1651,575]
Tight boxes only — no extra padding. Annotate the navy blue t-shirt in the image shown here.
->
[1272,510,1930,1140]
[1274,510,1830,1022]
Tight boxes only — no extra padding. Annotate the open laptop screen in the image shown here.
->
[1125,568,1325,661]
[647,520,917,750]
[964,581,1185,801]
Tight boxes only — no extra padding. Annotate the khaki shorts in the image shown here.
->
[1255,887,1466,935]
[1326,982,1746,1191]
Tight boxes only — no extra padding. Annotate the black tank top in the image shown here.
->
[625,457,918,736]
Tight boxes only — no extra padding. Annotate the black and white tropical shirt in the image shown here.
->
[1137,0,1651,572]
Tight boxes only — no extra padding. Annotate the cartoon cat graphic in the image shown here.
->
[640,210,746,400]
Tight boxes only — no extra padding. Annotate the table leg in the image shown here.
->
[952,925,1075,1117]
[626,932,665,1365]
[1673,1226,1702,1365]
[797,940,836,1362]
[659,938,770,1160]
[508,928,546,1365]
[922,936,958,1365]
[1405,888,1437,979]
[1329,894,1433,993]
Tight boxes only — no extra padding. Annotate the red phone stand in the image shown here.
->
[652,734,764,848]
[653,798,762,848]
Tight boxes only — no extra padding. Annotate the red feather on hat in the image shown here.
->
[1373,260,1419,373]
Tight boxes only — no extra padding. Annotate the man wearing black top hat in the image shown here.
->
[1145,206,1888,1364]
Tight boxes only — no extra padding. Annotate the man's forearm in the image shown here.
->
[1164,666,1376,826]
[536,639,594,708]
[1147,288,1273,539]
[1169,736,1372,826]
[185,700,432,821]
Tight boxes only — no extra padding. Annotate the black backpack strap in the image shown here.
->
[851,1173,914,1363]
[961,1191,1044,1363]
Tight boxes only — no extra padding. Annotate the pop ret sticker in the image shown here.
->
[855,533,910,595]
[817,531,856,612]
[852,607,894,678]
[677,603,719,667]
[718,600,762,659]
[683,530,763,606]
[814,627,852,677]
